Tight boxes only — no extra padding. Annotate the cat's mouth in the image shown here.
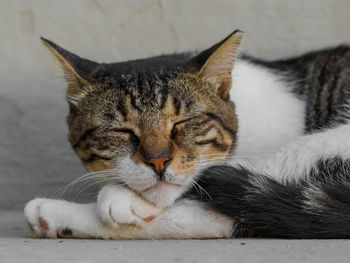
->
[138,181,183,208]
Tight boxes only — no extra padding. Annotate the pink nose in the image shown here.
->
[147,156,170,176]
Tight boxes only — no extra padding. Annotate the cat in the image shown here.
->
[24,30,350,239]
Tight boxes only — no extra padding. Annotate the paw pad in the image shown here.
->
[143,215,156,222]
[57,228,73,239]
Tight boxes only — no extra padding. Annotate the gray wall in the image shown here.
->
[1,0,350,210]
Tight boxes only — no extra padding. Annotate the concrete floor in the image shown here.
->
[2,211,350,263]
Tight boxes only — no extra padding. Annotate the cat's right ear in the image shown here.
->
[41,37,101,104]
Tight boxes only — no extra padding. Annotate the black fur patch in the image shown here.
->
[185,157,350,238]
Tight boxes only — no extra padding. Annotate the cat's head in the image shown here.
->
[43,31,242,207]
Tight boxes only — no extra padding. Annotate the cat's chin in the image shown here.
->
[140,181,183,208]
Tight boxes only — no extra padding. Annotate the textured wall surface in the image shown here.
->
[1,0,350,210]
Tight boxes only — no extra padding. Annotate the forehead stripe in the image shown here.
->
[129,94,142,112]
[172,96,181,115]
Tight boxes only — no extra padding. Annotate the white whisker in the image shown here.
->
[192,180,213,200]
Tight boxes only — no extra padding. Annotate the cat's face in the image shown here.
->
[43,31,242,207]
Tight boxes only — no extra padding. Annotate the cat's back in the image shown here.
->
[243,45,350,132]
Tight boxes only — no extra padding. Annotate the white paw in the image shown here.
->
[97,185,162,228]
[24,198,75,239]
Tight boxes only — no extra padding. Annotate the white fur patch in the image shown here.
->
[116,155,157,192]
[230,60,305,160]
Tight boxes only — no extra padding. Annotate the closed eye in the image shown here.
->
[171,116,201,139]
[112,128,140,145]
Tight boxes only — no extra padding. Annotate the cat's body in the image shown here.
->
[25,31,350,239]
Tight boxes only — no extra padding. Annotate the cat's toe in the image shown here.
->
[111,201,144,225]
[98,199,143,227]
[24,198,50,237]
[24,198,68,238]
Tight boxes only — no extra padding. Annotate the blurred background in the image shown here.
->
[1,0,350,211]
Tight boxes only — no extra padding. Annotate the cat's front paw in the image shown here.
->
[97,185,162,228]
[24,198,83,239]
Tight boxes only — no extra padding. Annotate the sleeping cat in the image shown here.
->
[24,30,350,239]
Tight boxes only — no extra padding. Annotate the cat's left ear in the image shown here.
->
[189,30,243,100]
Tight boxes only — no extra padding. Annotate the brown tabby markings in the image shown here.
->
[41,31,242,178]
[68,71,237,174]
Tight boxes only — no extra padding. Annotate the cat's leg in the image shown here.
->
[245,123,350,182]
[24,185,162,239]
[24,188,233,239]
[24,184,158,239]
